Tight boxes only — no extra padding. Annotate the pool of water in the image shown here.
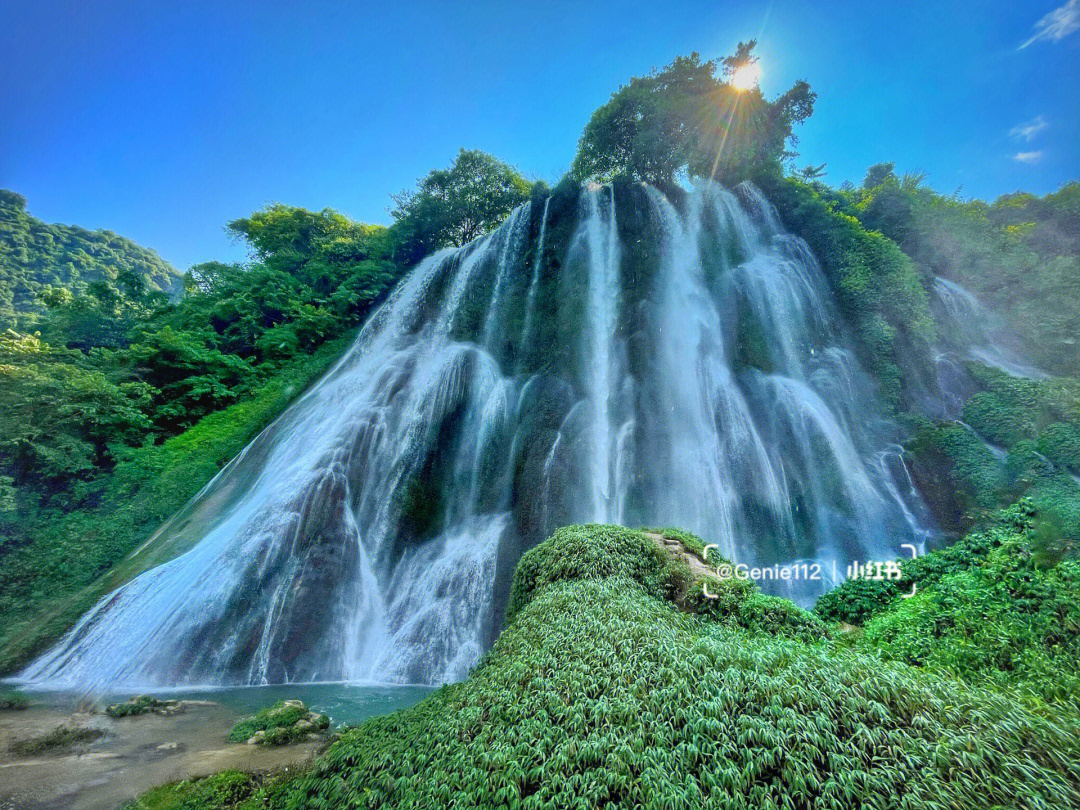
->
[12,682,435,727]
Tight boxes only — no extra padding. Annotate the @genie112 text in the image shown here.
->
[699,543,920,598]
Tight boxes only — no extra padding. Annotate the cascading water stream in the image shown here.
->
[519,197,550,359]
[932,276,1048,381]
[20,181,931,690]
[580,186,622,522]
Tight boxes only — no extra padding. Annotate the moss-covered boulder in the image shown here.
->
[227,700,330,746]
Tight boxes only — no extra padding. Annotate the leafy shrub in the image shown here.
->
[505,524,691,622]
[862,542,1080,705]
[122,770,258,810]
[105,695,174,718]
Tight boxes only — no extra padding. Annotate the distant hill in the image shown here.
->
[0,189,183,330]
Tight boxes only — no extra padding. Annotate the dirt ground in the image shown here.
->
[0,700,322,810]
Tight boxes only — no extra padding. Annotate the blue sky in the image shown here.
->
[2,0,1078,269]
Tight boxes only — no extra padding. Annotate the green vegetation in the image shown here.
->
[227,701,329,746]
[841,163,1080,377]
[862,541,1080,705]
[122,771,267,810]
[573,43,815,187]
[391,148,532,264]
[900,364,1080,539]
[11,724,104,755]
[0,189,182,332]
[130,524,1080,810]
[0,689,28,710]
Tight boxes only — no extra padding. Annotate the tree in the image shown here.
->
[0,331,152,488]
[390,149,531,263]
[862,162,897,189]
[571,45,816,187]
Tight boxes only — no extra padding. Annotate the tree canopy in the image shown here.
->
[572,44,815,187]
[390,149,532,263]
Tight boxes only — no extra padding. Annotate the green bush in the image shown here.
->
[105,695,173,718]
[122,770,258,810]
[505,524,691,623]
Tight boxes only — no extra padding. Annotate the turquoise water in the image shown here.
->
[14,682,434,727]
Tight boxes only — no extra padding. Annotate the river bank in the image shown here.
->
[0,695,321,810]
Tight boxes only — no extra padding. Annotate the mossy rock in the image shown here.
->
[228,700,330,746]
[106,695,185,718]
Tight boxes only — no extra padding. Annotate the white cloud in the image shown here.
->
[1014,151,1044,164]
[1009,115,1049,141]
[1021,0,1080,48]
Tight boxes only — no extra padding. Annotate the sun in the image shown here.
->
[730,61,761,91]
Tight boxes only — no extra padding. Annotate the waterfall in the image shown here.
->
[579,186,622,522]
[519,197,550,358]
[932,276,1048,380]
[20,181,930,690]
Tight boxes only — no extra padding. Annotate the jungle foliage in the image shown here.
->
[839,163,1080,377]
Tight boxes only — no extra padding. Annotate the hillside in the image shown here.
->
[0,190,184,330]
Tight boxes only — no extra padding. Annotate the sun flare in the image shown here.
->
[731,61,761,91]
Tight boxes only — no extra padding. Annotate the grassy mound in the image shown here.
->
[228,700,329,746]
[123,771,263,810]
[136,524,1080,809]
